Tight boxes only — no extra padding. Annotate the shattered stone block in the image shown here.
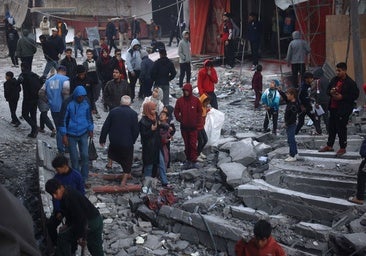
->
[218,162,251,188]
[230,138,257,166]
[182,194,220,213]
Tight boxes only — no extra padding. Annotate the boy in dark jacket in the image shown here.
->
[4,71,21,126]
[45,178,103,256]
[60,48,77,79]
[279,87,299,162]
[235,220,285,256]
[251,64,263,110]
[46,155,85,250]
[295,72,322,135]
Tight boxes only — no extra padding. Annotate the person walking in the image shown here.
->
[261,80,281,135]
[60,86,94,183]
[99,95,139,187]
[16,29,37,71]
[39,29,63,77]
[118,17,129,49]
[174,83,202,169]
[125,39,142,101]
[313,68,330,134]
[295,72,322,135]
[221,12,234,69]
[43,66,70,154]
[96,48,113,111]
[18,62,42,138]
[197,59,219,109]
[56,20,68,50]
[106,18,117,52]
[139,50,154,98]
[252,64,263,110]
[4,71,21,127]
[286,31,310,88]
[6,25,19,67]
[178,31,191,88]
[247,12,262,71]
[151,48,177,105]
[103,68,131,111]
[319,62,359,157]
[60,48,77,79]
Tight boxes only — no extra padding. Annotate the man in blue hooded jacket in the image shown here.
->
[60,86,94,183]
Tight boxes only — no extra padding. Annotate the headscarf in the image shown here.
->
[143,101,157,121]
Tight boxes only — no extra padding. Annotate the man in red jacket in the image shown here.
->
[197,59,219,109]
[174,83,202,169]
[235,220,286,256]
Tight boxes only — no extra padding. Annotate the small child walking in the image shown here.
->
[4,71,21,127]
[261,79,280,135]
[279,87,299,162]
[73,31,83,58]
[252,64,263,110]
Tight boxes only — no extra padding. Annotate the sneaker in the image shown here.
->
[318,145,334,152]
[285,156,297,162]
[197,156,204,162]
[27,132,38,138]
[348,196,364,205]
[336,148,346,157]
[200,152,207,159]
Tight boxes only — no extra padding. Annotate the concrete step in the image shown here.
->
[269,147,362,160]
[236,179,360,225]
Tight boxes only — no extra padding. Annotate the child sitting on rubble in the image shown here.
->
[235,219,286,256]
[261,79,281,135]
[279,87,299,162]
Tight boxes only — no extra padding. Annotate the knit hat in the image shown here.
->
[76,65,86,74]
[272,79,280,87]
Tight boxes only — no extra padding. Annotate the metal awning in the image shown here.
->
[275,0,308,10]
[30,7,76,14]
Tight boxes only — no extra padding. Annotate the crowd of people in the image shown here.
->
[2,9,365,256]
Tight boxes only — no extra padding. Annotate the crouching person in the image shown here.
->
[45,178,104,256]
[235,219,286,256]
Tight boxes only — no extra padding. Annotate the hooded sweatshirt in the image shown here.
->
[197,60,218,95]
[174,83,202,130]
[286,31,310,64]
[126,39,142,72]
[235,236,286,256]
[197,93,210,130]
[261,87,280,111]
[178,31,191,63]
[151,55,177,86]
[40,16,50,35]
[16,30,37,58]
[139,87,164,118]
[59,86,94,137]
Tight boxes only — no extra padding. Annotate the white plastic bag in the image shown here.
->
[204,108,225,147]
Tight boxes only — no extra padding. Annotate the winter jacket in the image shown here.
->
[39,17,50,35]
[151,56,177,87]
[4,78,21,102]
[40,36,62,61]
[174,83,202,130]
[247,20,262,42]
[261,88,280,111]
[298,81,313,111]
[118,19,128,33]
[6,27,19,46]
[286,31,310,64]
[52,168,85,213]
[279,90,299,126]
[96,55,113,83]
[251,70,263,92]
[16,32,37,58]
[103,79,131,110]
[45,73,70,112]
[125,39,142,72]
[59,86,94,137]
[139,88,164,119]
[70,75,95,110]
[139,115,160,165]
[312,68,330,105]
[83,59,98,84]
[18,71,42,103]
[60,56,77,79]
[140,55,154,81]
[197,60,218,95]
[197,93,209,130]
[178,31,191,63]
[327,74,359,117]
[100,105,139,147]
[235,236,286,256]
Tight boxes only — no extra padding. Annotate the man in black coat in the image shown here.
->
[151,48,177,105]
[319,62,359,157]
[40,30,63,77]
[106,19,117,52]
[18,62,43,138]
[99,95,138,186]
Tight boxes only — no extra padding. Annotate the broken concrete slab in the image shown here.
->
[230,138,257,166]
[254,142,272,155]
[217,137,237,147]
[236,179,357,224]
[341,233,366,253]
[218,162,251,188]
[235,132,261,140]
[268,147,361,160]
[180,169,202,181]
[230,205,269,221]
[294,222,332,241]
[349,213,366,233]
[181,194,221,213]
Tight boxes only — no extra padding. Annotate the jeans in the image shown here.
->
[8,99,20,123]
[291,63,305,88]
[263,108,278,133]
[68,132,89,182]
[286,123,298,157]
[296,108,322,134]
[74,44,83,58]
[144,151,168,185]
[43,59,59,77]
[20,56,33,71]
[224,40,235,67]
[128,70,140,100]
[22,101,38,134]
[40,111,55,131]
[51,112,65,153]
[179,62,191,88]
[250,40,259,65]
[159,85,170,106]
[197,129,208,155]
[327,109,349,149]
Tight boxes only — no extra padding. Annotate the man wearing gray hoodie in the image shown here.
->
[126,39,142,101]
[286,31,310,88]
[178,31,191,88]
